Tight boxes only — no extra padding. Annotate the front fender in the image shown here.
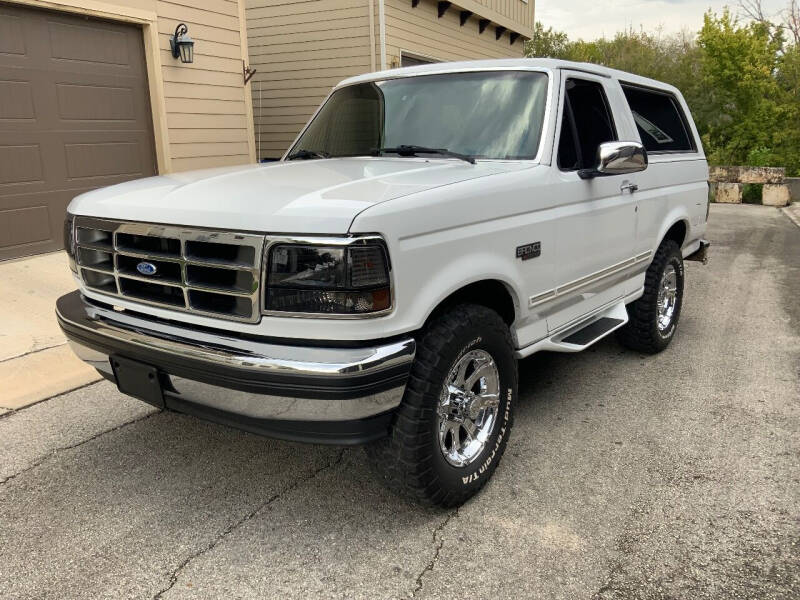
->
[399,250,524,331]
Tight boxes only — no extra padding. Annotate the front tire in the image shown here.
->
[366,304,517,507]
[618,239,685,354]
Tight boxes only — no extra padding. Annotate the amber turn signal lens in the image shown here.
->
[371,287,391,311]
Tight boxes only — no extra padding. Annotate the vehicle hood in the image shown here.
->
[68,158,534,233]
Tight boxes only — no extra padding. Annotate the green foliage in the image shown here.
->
[524,22,570,58]
[698,11,786,168]
[742,183,764,203]
[524,7,800,176]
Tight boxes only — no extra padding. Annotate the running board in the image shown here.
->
[560,316,624,345]
[516,301,629,357]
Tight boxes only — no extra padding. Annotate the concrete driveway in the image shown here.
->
[1,204,798,599]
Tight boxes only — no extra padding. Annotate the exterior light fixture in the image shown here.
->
[170,23,194,64]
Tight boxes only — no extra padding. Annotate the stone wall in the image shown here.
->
[709,166,785,184]
[709,166,791,206]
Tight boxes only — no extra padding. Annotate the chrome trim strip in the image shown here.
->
[183,282,254,297]
[516,290,641,356]
[111,270,183,287]
[548,295,624,337]
[528,251,652,309]
[58,297,416,378]
[528,290,557,306]
[74,217,265,323]
[169,375,405,421]
[68,340,407,421]
[79,265,114,276]
[556,258,636,297]
[113,249,184,264]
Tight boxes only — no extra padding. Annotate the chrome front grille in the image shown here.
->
[74,217,264,323]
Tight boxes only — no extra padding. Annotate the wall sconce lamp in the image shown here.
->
[170,23,194,64]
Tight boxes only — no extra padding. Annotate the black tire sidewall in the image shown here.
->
[425,323,516,496]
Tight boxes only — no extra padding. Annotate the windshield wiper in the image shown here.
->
[376,145,476,164]
[286,149,331,160]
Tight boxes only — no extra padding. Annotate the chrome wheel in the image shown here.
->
[437,349,500,467]
[657,264,678,332]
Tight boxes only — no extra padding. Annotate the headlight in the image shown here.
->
[264,238,392,316]
[64,213,77,273]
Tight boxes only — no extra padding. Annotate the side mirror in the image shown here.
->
[578,141,648,180]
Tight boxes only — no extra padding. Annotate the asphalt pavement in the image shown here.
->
[1,204,798,599]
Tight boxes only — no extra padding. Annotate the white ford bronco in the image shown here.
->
[58,59,709,506]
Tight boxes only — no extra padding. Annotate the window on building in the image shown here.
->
[400,53,438,67]
[557,79,618,171]
[621,84,695,153]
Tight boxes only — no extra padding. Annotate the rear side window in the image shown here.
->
[621,84,695,153]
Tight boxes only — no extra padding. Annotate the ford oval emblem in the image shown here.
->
[136,261,157,276]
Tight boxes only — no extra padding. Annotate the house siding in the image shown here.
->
[246,0,374,158]
[156,0,255,170]
[454,0,533,35]
[383,0,529,67]
[246,0,533,160]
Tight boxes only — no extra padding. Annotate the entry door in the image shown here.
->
[546,73,638,331]
[0,4,157,260]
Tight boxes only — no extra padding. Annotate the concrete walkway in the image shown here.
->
[784,202,800,229]
[0,252,100,412]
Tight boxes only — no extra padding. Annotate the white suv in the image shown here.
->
[58,59,709,506]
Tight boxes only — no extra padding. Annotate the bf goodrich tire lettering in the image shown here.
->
[365,304,517,507]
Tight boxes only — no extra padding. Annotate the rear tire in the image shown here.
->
[618,239,684,354]
[365,304,517,507]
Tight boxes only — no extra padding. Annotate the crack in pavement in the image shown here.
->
[0,380,102,421]
[0,341,67,364]
[408,508,459,599]
[0,410,160,486]
[151,448,347,600]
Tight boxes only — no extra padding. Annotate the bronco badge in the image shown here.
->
[516,242,541,261]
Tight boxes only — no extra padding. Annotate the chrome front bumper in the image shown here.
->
[56,291,416,444]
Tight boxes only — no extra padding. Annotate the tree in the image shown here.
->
[524,22,570,58]
[522,4,800,175]
[698,10,796,170]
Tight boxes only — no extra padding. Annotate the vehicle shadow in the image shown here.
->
[515,336,630,416]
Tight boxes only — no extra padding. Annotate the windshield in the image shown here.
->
[288,70,550,161]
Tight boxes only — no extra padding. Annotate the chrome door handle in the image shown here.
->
[620,181,638,193]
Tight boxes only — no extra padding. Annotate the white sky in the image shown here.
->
[536,0,788,40]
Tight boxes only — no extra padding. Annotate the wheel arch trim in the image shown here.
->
[420,274,522,328]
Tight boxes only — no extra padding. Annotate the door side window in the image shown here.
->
[557,79,618,171]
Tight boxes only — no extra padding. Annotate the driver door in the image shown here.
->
[545,73,639,332]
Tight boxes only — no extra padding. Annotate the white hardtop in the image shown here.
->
[336,58,682,97]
